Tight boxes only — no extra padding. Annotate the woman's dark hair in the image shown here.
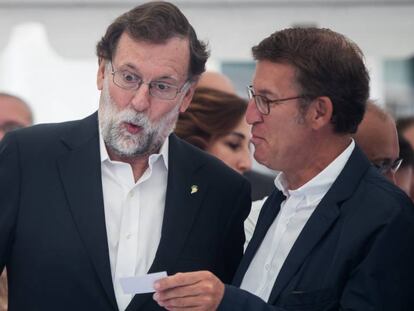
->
[175,87,247,150]
[96,1,209,79]
[252,27,369,134]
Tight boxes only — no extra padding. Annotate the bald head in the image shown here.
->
[354,102,399,183]
[0,93,33,141]
[197,71,236,94]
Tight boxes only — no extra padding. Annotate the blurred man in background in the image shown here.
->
[197,71,236,94]
[0,92,33,311]
[354,101,400,183]
[0,93,32,141]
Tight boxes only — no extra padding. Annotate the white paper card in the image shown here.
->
[119,271,167,294]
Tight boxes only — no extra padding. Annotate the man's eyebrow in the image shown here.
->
[255,88,279,98]
[119,64,178,82]
[122,63,138,71]
[153,76,179,82]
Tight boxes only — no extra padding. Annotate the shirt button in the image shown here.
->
[265,264,271,271]
[126,233,132,240]
[128,192,134,198]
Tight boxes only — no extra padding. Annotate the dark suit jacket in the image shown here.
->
[219,146,414,311]
[0,112,251,311]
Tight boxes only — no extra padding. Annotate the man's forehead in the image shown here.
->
[112,32,190,75]
[253,61,297,90]
[360,114,399,160]
[366,113,396,138]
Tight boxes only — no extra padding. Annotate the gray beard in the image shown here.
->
[98,78,179,158]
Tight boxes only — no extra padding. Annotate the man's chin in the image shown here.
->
[253,151,270,168]
[107,140,148,158]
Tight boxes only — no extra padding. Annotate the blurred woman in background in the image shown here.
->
[175,87,252,174]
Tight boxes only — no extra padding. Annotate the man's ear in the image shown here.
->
[97,59,107,91]
[308,96,333,130]
[179,82,196,113]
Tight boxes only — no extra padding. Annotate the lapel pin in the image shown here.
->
[190,185,198,194]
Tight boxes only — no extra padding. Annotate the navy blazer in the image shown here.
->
[0,112,251,311]
[219,146,414,311]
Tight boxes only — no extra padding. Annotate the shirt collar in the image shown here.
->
[99,129,169,170]
[275,139,355,202]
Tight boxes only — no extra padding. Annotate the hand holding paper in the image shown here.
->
[153,271,225,310]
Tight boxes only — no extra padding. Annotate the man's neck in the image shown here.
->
[107,150,152,183]
[284,135,352,190]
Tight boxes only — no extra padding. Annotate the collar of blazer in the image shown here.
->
[58,112,211,310]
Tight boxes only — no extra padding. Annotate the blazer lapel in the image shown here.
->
[150,135,209,273]
[126,134,209,310]
[57,112,118,310]
[268,146,371,304]
[232,190,285,287]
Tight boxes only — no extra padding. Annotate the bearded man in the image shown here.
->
[0,2,250,311]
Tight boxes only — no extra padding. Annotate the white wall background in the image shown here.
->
[0,0,414,124]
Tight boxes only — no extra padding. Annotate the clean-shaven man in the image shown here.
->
[154,27,414,311]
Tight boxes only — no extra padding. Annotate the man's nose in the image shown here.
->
[130,84,151,112]
[246,98,262,125]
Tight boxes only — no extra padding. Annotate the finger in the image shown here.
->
[154,281,207,302]
[154,271,210,291]
[161,294,215,310]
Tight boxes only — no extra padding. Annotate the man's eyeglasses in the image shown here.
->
[247,85,308,115]
[373,158,403,175]
[110,62,190,100]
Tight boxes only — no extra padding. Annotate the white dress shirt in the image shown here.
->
[241,140,355,302]
[244,196,268,250]
[99,132,169,311]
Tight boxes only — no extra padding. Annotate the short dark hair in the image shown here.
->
[175,87,247,150]
[252,27,370,134]
[96,1,209,79]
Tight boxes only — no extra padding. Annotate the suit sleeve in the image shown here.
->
[0,132,21,271]
[339,199,414,310]
[220,179,251,283]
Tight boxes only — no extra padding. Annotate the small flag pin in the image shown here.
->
[190,185,198,194]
